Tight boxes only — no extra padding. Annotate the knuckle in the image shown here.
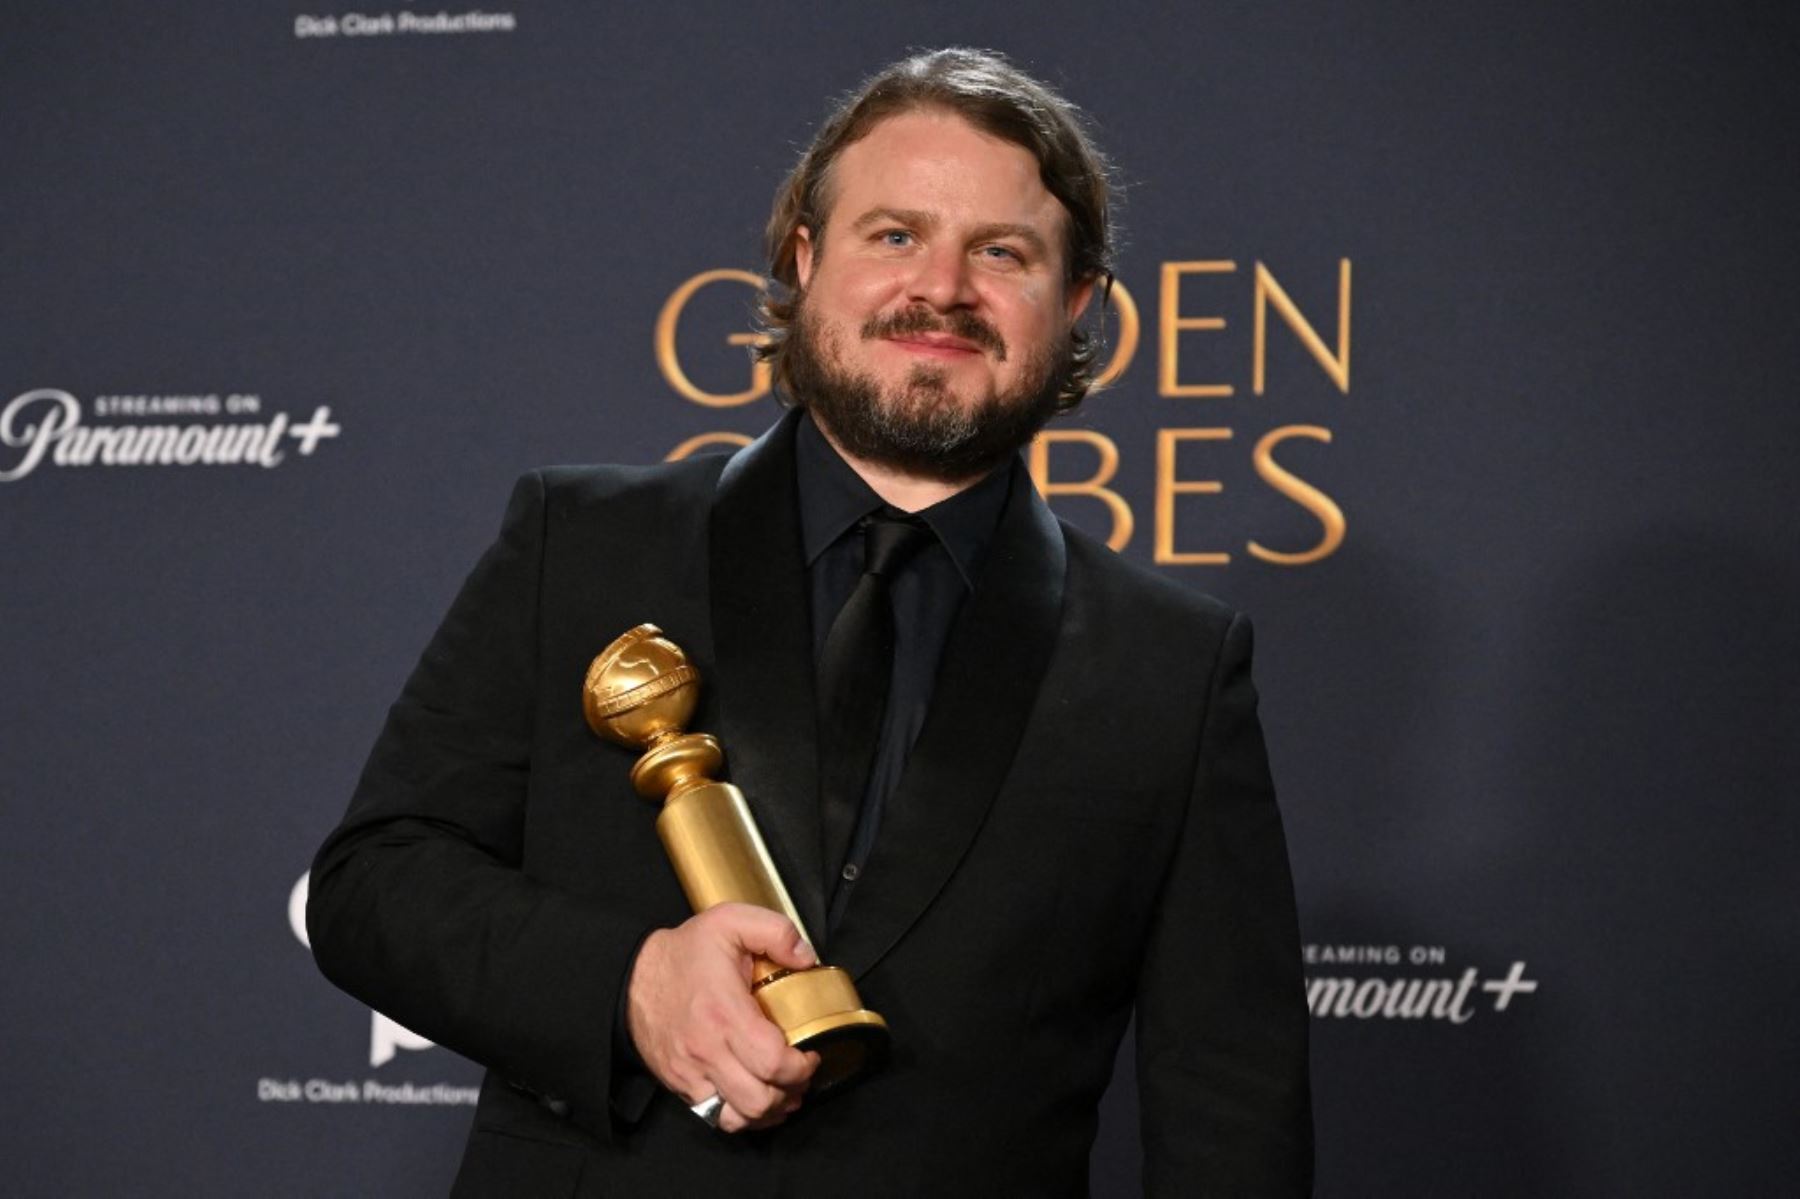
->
[776,1046,811,1082]
[695,998,732,1032]
[711,902,751,926]
[679,1034,722,1072]
[740,1031,779,1074]
[750,1047,783,1081]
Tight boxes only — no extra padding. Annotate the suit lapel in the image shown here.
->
[832,464,1068,978]
[707,412,830,944]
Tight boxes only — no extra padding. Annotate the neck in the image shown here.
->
[811,420,982,513]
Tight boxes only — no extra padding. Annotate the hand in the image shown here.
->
[626,903,822,1133]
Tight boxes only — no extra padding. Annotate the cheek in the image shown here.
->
[996,295,1061,354]
[855,274,912,316]
[822,262,905,308]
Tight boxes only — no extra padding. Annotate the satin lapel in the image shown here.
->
[833,465,1068,979]
[706,412,829,944]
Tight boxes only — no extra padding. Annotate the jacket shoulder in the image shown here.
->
[531,453,727,512]
[490,456,729,544]
[1057,518,1242,637]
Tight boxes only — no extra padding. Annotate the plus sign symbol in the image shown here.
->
[288,406,342,456]
[1481,960,1539,1012]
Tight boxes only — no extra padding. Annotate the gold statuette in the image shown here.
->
[583,623,888,1093]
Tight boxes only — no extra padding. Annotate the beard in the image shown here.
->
[784,296,1071,483]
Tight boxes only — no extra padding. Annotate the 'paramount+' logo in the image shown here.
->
[1304,943,1538,1023]
[0,388,341,483]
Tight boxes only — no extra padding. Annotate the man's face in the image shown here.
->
[788,107,1094,481]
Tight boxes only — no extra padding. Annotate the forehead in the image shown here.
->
[822,108,1067,239]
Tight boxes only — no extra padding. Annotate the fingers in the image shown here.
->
[707,903,818,972]
[708,998,812,1129]
[715,1100,792,1134]
[726,1017,818,1090]
[708,1049,789,1125]
[628,907,827,1135]
[698,1096,791,1135]
[674,1031,792,1134]
[677,1090,759,1137]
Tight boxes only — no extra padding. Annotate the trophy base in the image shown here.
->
[753,965,889,1093]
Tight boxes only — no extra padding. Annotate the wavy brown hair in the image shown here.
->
[757,48,1117,414]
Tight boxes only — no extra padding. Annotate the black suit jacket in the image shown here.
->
[309,412,1312,1197]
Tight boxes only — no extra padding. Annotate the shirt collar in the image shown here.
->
[794,411,1012,590]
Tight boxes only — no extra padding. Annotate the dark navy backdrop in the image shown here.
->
[5,3,1795,1194]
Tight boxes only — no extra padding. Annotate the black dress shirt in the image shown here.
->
[614,418,1012,1084]
[793,414,1012,930]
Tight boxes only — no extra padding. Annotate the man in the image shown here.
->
[309,48,1311,1196]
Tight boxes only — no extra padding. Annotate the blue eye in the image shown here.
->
[981,244,1023,263]
[881,230,914,247]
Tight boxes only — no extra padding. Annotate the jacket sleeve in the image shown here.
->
[1134,611,1314,1195]
[306,470,655,1143]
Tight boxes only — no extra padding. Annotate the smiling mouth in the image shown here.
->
[862,307,1006,361]
[884,334,982,357]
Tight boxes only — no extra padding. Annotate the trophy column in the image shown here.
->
[583,624,888,1092]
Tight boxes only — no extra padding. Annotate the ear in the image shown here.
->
[794,226,816,290]
[1064,273,1097,325]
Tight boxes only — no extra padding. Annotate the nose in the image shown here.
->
[906,244,979,312]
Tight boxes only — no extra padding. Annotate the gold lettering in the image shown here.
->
[1027,430,1133,551]
[1253,260,1351,395]
[1158,261,1236,397]
[1091,277,1141,390]
[1154,427,1232,565]
[665,431,753,461]
[654,269,771,407]
[1248,425,1345,565]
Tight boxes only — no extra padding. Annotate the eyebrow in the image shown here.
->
[849,207,1052,258]
[850,206,935,233]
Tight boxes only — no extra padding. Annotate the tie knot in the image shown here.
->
[861,509,931,579]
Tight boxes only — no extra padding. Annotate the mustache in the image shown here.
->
[860,306,1008,361]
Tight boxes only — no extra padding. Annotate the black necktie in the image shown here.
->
[818,509,932,895]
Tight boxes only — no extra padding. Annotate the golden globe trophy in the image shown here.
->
[582,623,888,1093]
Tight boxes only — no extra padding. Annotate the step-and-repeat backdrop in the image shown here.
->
[5,4,1794,1195]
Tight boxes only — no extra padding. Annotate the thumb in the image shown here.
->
[715,903,817,970]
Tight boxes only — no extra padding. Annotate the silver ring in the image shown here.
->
[689,1093,725,1128]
